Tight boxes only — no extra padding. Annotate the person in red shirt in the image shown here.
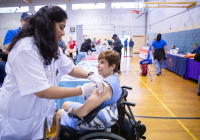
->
[98,39,101,45]
[69,36,76,49]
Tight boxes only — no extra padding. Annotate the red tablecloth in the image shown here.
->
[140,49,149,59]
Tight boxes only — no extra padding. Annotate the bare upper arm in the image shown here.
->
[78,82,112,117]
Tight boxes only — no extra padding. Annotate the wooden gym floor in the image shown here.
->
[47,54,200,140]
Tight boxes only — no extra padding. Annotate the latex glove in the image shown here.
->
[78,82,96,96]
[87,74,107,93]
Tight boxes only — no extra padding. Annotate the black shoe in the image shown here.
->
[159,72,161,74]
[156,74,159,76]
[198,92,200,96]
[46,137,51,140]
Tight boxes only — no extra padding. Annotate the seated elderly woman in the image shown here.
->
[49,50,122,140]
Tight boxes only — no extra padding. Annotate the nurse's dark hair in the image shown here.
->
[156,33,161,43]
[9,5,67,65]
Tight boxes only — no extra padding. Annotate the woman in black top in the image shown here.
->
[80,39,92,52]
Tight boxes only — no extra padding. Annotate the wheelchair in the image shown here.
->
[59,86,146,140]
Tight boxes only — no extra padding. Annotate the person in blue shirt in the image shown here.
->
[195,45,200,53]
[91,44,96,52]
[124,38,128,57]
[48,50,122,140]
[151,33,167,76]
[129,39,134,57]
[58,39,67,54]
[0,52,8,86]
[187,44,198,54]
[3,12,33,54]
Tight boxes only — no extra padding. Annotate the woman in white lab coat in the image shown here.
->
[0,6,106,140]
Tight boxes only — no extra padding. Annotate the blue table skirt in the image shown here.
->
[162,54,189,77]
[55,80,89,110]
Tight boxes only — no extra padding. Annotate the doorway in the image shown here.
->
[118,34,131,56]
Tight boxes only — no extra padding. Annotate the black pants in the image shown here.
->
[114,49,121,71]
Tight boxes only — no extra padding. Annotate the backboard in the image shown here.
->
[135,0,144,18]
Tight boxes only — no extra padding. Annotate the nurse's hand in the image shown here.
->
[78,82,96,96]
[87,74,107,93]
[68,108,73,117]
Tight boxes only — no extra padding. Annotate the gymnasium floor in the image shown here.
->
[47,54,200,140]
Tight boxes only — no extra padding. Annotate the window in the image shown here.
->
[34,4,66,12]
[0,6,29,13]
[111,2,135,9]
[72,3,105,10]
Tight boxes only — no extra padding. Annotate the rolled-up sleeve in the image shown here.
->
[12,50,50,96]
[60,53,75,75]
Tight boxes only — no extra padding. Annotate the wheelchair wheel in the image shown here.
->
[79,132,126,140]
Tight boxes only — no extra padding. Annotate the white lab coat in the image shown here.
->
[0,37,75,140]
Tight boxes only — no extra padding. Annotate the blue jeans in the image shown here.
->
[155,59,163,74]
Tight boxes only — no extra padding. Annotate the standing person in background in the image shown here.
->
[151,33,167,76]
[91,38,98,45]
[112,34,123,74]
[124,38,128,57]
[69,36,76,50]
[104,39,108,45]
[68,37,77,62]
[59,39,68,54]
[129,39,134,57]
[3,12,33,54]
[98,39,101,45]
[80,39,92,52]
[0,52,8,86]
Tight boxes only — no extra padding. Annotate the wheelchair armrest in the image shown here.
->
[117,101,135,108]
[121,86,132,90]
[73,114,81,119]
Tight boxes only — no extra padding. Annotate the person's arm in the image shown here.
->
[151,46,154,57]
[3,43,10,54]
[71,84,111,118]
[35,82,96,99]
[164,45,167,57]
[3,30,14,47]
[63,45,67,51]
[68,66,88,79]
[34,86,82,99]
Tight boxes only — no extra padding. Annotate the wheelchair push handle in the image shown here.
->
[117,101,135,107]
[121,86,132,90]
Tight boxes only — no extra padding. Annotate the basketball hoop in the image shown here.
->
[127,10,139,14]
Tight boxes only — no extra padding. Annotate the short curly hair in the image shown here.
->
[98,50,120,72]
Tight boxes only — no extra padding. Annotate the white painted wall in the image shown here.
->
[146,0,200,34]
[0,0,146,38]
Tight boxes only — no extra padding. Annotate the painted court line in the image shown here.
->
[132,70,198,140]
